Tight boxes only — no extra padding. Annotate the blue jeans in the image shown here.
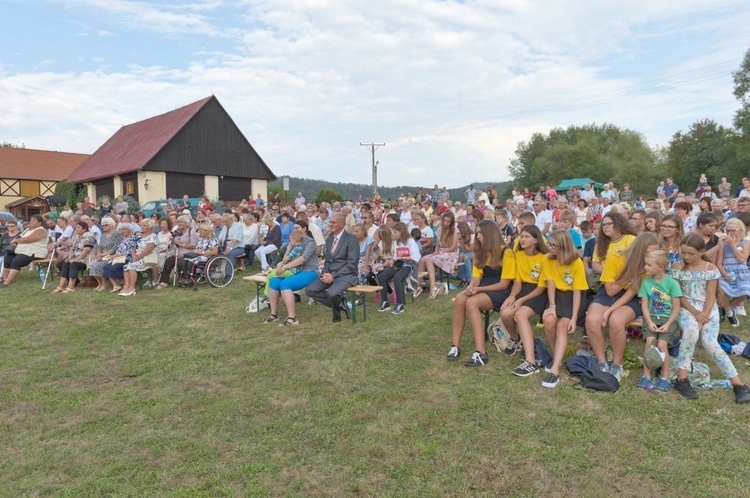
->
[225,246,244,266]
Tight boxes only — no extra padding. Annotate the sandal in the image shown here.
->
[110,286,122,293]
[52,287,65,293]
[263,314,278,324]
[156,283,169,290]
[63,288,75,293]
[281,316,299,326]
[413,286,423,298]
[428,287,439,300]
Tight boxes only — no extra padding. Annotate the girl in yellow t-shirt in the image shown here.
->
[539,230,589,388]
[501,225,549,377]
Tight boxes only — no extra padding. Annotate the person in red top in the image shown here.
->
[545,185,558,203]
[201,197,214,212]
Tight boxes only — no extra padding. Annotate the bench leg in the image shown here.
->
[349,291,358,324]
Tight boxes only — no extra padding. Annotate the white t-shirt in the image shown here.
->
[580,189,595,201]
[243,223,259,246]
[534,210,553,234]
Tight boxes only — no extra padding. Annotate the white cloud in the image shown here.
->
[1,0,749,188]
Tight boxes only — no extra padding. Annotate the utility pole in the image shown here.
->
[360,142,385,198]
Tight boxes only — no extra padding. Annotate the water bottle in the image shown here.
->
[711,379,732,389]
[38,266,46,282]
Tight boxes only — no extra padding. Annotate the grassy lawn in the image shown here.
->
[2,269,750,496]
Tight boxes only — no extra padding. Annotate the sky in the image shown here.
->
[1,0,749,189]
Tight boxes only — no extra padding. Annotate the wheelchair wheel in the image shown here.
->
[205,255,234,287]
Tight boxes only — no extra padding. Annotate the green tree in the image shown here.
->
[732,46,750,164]
[665,119,740,191]
[268,184,290,204]
[315,188,345,203]
[509,123,657,196]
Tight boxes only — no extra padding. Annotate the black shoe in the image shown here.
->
[446,345,461,361]
[503,337,521,356]
[674,378,699,399]
[464,351,489,366]
[377,302,391,312]
[294,294,301,303]
[339,299,351,319]
[512,360,540,377]
[733,384,750,404]
[727,309,740,327]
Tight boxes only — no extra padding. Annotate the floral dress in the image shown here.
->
[124,233,159,272]
[187,237,219,264]
[89,231,122,277]
[424,229,459,274]
[670,265,738,379]
[718,240,750,298]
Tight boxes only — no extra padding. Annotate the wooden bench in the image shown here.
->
[136,263,159,290]
[347,285,383,324]
[243,274,268,310]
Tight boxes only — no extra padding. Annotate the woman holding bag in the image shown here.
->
[119,219,158,296]
[1,214,48,289]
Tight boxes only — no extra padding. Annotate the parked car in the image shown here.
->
[0,212,19,224]
[139,198,201,218]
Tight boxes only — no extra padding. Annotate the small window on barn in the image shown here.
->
[20,180,40,197]
[125,181,135,195]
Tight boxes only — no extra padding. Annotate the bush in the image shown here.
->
[315,188,344,203]
[123,195,141,214]
[54,181,86,207]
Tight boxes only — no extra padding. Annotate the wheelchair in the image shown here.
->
[181,254,234,290]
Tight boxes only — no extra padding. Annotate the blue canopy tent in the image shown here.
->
[553,178,605,191]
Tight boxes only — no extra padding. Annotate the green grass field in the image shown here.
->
[2,269,750,497]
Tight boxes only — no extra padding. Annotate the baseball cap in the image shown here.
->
[643,345,665,370]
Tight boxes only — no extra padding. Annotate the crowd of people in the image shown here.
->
[2,176,750,402]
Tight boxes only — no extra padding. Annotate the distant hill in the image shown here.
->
[269,177,512,203]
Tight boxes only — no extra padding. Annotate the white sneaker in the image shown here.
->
[734,306,747,317]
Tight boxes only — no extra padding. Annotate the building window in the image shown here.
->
[125,181,135,195]
[20,180,40,197]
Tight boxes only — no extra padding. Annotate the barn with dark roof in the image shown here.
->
[66,95,275,205]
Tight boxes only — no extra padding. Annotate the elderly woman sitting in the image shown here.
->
[1,214,48,289]
[119,218,158,296]
[179,223,219,286]
[89,216,122,291]
[103,223,138,292]
[53,221,96,293]
[159,215,199,288]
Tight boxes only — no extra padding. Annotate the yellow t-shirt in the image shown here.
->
[539,257,589,291]
[514,250,547,284]
[592,234,635,264]
[472,248,516,280]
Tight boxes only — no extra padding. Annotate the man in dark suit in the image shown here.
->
[306,213,359,322]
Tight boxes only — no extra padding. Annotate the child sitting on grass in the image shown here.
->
[636,250,682,393]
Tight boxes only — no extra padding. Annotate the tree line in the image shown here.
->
[508,47,750,198]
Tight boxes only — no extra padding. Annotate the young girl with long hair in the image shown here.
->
[540,230,589,388]
[585,212,638,381]
[716,218,750,326]
[500,225,549,377]
[417,211,459,299]
[456,221,473,288]
[670,234,750,403]
[658,213,684,268]
[447,221,515,367]
[376,222,420,315]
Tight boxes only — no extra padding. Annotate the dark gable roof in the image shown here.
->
[67,96,213,183]
[0,147,89,181]
[67,96,275,183]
